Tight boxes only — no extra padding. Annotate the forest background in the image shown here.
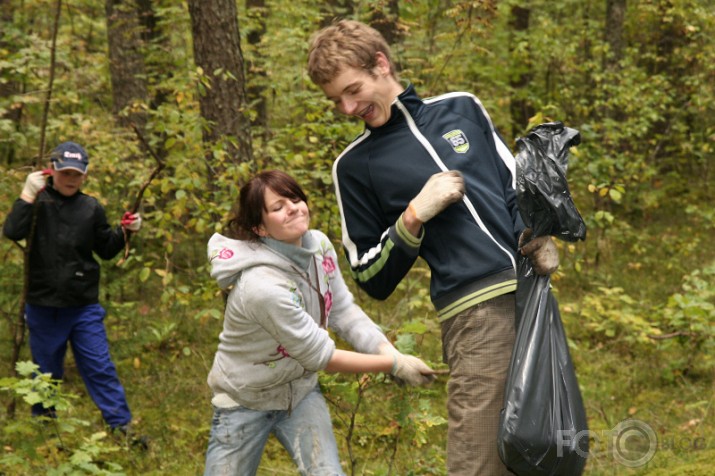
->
[0,0,713,475]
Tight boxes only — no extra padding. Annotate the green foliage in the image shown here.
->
[1,361,74,414]
[570,345,714,476]
[1,0,714,474]
[564,259,715,382]
[574,285,659,346]
[0,362,125,475]
[320,372,447,475]
[654,262,715,380]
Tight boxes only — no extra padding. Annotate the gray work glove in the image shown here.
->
[519,228,559,275]
[409,171,465,223]
[378,343,435,387]
[20,170,50,203]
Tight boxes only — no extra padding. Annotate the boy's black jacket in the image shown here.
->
[3,186,125,307]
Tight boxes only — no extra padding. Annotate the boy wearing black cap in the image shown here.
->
[3,141,141,434]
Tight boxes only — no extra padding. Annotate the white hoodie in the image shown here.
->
[206,230,389,411]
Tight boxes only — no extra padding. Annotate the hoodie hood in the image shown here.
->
[207,232,319,289]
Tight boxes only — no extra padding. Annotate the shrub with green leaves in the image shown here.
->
[655,262,715,380]
[0,362,125,475]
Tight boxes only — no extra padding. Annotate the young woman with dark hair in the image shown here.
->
[203,170,434,476]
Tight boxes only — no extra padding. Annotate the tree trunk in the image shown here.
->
[135,0,170,110]
[603,0,626,71]
[187,0,253,172]
[0,0,22,166]
[246,0,269,141]
[508,5,534,138]
[105,0,149,129]
[602,0,627,122]
[369,0,401,46]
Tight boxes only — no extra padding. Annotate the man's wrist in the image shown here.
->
[403,203,423,237]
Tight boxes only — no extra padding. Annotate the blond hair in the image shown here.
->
[307,19,397,85]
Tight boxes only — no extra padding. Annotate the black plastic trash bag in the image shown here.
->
[497,122,589,475]
[514,122,586,242]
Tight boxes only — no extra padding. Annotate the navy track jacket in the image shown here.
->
[332,84,525,321]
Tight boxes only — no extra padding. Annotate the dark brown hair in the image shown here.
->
[225,170,309,241]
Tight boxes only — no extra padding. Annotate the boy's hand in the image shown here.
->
[20,170,51,203]
[121,212,142,232]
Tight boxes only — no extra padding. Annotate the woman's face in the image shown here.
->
[256,187,310,246]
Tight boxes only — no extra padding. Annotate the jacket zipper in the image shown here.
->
[394,98,517,272]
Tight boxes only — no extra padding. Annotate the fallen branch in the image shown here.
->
[647,331,696,340]
[424,368,450,375]
[117,124,166,265]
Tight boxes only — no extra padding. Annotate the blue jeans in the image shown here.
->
[204,386,345,476]
[25,303,132,428]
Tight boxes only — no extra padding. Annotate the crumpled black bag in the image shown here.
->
[514,122,586,242]
[497,122,589,475]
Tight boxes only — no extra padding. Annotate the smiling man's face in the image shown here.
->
[320,53,404,128]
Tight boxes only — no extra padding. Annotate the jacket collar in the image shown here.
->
[261,231,319,271]
[366,83,423,133]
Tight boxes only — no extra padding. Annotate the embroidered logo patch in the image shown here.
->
[442,129,469,153]
[63,151,84,160]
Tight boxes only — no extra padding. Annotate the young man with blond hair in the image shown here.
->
[308,19,558,475]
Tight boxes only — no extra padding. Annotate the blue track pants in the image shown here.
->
[25,303,132,428]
